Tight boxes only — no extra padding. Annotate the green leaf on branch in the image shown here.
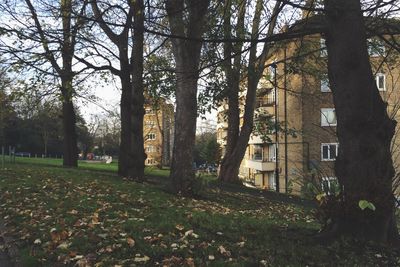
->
[358,200,376,211]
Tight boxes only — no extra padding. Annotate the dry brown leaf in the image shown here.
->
[127,237,135,247]
[175,224,185,231]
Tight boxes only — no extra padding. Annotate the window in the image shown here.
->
[321,108,337,126]
[146,145,156,153]
[252,145,263,161]
[268,172,276,190]
[145,108,155,115]
[145,120,155,127]
[147,158,155,165]
[376,73,386,91]
[320,38,327,57]
[321,78,330,92]
[269,65,276,80]
[321,177,339,195]
[321,143,338,161]
[146,133,156,140]
[268,144,276,162]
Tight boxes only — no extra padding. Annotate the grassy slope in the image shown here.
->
[0,159,399,266]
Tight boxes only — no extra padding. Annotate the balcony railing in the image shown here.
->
[250,154,275,162]
[245,159,275,171]
[256,96,275,108]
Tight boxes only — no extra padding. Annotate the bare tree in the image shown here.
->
[0,0,89,167]
[218,0,284,183]
[87,0,145,180]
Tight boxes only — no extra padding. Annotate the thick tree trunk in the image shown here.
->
[218,0,281,184]
[218,85,241,183]
[170,74,198,194]
[118,74,133,177]
[325,0,399,243]
[91,0,143,179]
[61,79,78,167]
[129,0,145,181]
[166,0,210,196]
[218,0,246,184]
[218,77,259,183]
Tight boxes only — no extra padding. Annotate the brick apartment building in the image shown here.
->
[217,35,400,195]
[143,98,174,167]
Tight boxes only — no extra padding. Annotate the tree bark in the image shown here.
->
[118,73,133,177]
[325,0,399,243]
[166,0,210,196]
[218,0,282,183]
[218,0,244,183]
[61,78,78,167]
[91,0,144,180]
[129,0,145,181]
[24,0,85,167]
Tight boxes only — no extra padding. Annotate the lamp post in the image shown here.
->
[271,62,279,193]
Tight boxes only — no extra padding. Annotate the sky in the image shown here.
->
[80,82,217,132]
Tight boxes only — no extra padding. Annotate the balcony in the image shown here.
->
[255,106,274,116]
[255,97,275,108]
[245,159,275,171]
[248,135,264,144]
[248,133,276,144]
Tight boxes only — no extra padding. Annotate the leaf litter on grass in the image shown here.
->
[1,163,399,266]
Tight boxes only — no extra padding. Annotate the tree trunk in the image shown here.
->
[170,73,198,195]
[129,0,145,181]
[118,74,133,177]
[91,0,142,179]
[61,78,78,167]
[166,0,210,195]
[218,77,260,183]
[218,0,281,184]
[218,0,243,183]
[325,0,399,243]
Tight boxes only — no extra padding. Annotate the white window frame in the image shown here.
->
[321,78,330,92]
[145,108,155,115]
[145,120,155,127]
[268,172,276,190]
[376,73,386,91]
[268,144,276,162]
[147,158,155,165]
[321,176,338,193]
[321,143,338,161]
[321,108,337,126]
[146,145,156,153]
[320,38,327,57]
[147,133,156,141]
[252,144,263,161]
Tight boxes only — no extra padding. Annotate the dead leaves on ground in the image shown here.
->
[0,166,317,266]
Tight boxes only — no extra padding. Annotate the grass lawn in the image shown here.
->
[0,159,399,266]
[9,156,170,177]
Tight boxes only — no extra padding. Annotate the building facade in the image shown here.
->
[217,35,400,195]
[143,98,174,167]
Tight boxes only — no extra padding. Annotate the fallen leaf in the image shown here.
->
[218,245,231,257]
[127,237,135,247]
[175,224,184,231]
[134,255,150,262]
